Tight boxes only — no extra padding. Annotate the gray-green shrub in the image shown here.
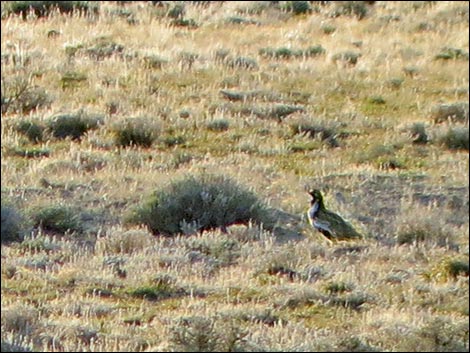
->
[439,126,469,151]
[32,204,82,234]
[47,111,102,140]
[113,117,159,148]
[126,173,269,236]
[1,203,25,243]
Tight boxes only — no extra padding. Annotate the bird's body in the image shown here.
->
[307,189,362,241]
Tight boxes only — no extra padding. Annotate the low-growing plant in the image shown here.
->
[321,24,336,34]
[7,146,50,158]
[32,204,82,234]
[47,111,102,140]
[438,126,469,150]
[128,283,184,301]
[434,47,469,60]
[1,75,52,114]
[125,173,269,236]
[331,51,361,66]
[15,119,45,143]
[3,1,97,19]
[395,205,455,247]
[430,102,469,124]
[226,56,258,70]
[259,45,325,59]
[85,36,125,61]
[113,117,159,148]
[184,234,241,266]
[283,1,312,15]
[331,1,369,20]
[1,203,25,243]
[169,315,248,352]
[60,71,88,89]
[206,118,230,132]
[427,257,469,282]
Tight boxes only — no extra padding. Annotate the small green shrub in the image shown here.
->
[1,340,32,353]
[85,36,124,60]
[32,204,82,234]
[368,95,386,105]
[387,77,404,89]
[7,146,50,158]
[170,18,198,29]
[321,24,336,34]
[4,1,97,19]
[428,257,469,281]
[47,111,102,140]
[60,71,87,89]
[259,45,325,59]
[289,120,336,141]
[430,102,469,124]
[206,119,230,132]
[332,51,361,66]
[439,126,469,150]
[226,56,258,70]
[128,283,184,301]
[162,134,186,147]
[113,117,159,148]
[142,55,168,69]
[1,203,25,243]
[331,1,368,20]
[126,173,269,236]
[434,47,469,60]
[283,1,312,15]
[15,119,45,143]
[166,3,185,18]
[324,281,353,294]
[169,315,248,352]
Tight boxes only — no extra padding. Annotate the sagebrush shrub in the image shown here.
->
[15,120,45,143]
[32,204,82,234]
[126,173,269,236]
[4,1,97,19]
[113,117,159,148]
[47,111,102,140]
[1,203,25,243]
[439,126,469,150]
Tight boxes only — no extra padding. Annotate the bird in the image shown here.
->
[307,189,362,242]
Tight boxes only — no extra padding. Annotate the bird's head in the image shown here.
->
[308,189,325,208]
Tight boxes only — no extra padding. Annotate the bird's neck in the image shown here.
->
[310,201,320,216]
[310,199,325,213]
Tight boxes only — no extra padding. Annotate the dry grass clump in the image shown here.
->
[394,204,456,247]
